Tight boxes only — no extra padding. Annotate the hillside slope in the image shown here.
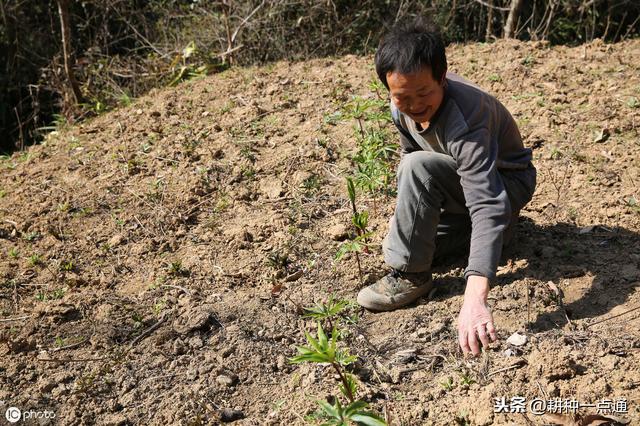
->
[1,39,640,425]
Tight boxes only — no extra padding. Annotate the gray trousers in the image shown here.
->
[383,151,536,273]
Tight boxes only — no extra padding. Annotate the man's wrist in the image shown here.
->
[464,275,490,300]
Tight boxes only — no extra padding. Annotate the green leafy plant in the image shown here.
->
[22,231,39,242]
[352,128,397,203]
[336,178,372,283]
[35,287,66,302]
[28,254,41,266]
[342,96,390,138]
[458,371,476,387]
[625,196,640,214]
[169,41,209,86]
[167,260,189,277]
[290,323,385,426]
[60,260,75,272]
[440,376,455,391]
[303,294,359,330]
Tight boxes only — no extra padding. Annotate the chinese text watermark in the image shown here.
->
[494,396,628,416]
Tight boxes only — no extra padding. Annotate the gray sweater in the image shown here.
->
[391,72,534,280]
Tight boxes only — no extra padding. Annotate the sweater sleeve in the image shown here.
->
[448,127,511,280]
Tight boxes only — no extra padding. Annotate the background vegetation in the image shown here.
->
[1,0,639,153]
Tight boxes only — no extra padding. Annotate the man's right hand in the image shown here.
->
[457,275,497,356]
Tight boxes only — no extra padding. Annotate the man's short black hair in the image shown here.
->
[375,17,447,89]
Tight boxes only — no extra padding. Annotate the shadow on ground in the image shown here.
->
[427,217,640,331]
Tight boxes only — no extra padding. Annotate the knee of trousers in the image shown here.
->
[398,151,456,185]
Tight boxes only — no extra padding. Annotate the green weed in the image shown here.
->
[22,231,39,242]
[167,260,189,277]
[352,128,397,198]
[60,260,75,272]
[28,254,41,266]
[302,174,322,195]
[440,376,454,391]
[303,294,358,330]
[35,287,66,302]
[290,323,386,426]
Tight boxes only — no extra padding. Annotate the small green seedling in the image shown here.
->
[167,260,188,277]
[290,323,386,426]
[338,178,373,284]
[440,376,455,391]
[23,231,39,242]
[458,372,476,387]
[303,294,358,330]
[60,260,74,272]
[28,254,41,266]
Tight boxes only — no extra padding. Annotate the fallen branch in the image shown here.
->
[0,315,31,322]
[37,356,107,363]
[51,338,87,352]
[129,315,167,346]
[587,305,640,328]
[488,359,527,377]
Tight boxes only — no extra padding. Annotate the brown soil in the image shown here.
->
[1,39,639,426]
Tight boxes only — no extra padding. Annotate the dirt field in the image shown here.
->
[1,38,639,425]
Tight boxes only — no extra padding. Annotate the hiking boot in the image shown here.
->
[357,269,433,311]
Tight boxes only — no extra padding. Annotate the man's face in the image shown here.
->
[386,66,445,125]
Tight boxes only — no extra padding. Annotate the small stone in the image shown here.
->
[38,379,57,393]
[429,321,447,335]
[216,374,238,387]
[259,178,284,199]
[220,345,235,358]
[188,336,204,349]
[284,270,303,282]
[326,223,349,241]
[506,332,528,346]
[172,339,187,356]
[108,234,125,248]
[392,348,417,364]
[600,354,619,371]
[219,408,245,423]
[172,305,220,335]
[276,354,287,371]
[416,327,429,338]
[186,368,198,381]
[503,348,516,357]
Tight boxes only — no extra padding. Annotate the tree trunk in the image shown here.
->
[485,0,494,41]
[57,0,83,105]
[504,0,523,38]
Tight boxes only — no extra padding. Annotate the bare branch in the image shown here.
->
[231,1,266,43]
[474,0,510,12]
